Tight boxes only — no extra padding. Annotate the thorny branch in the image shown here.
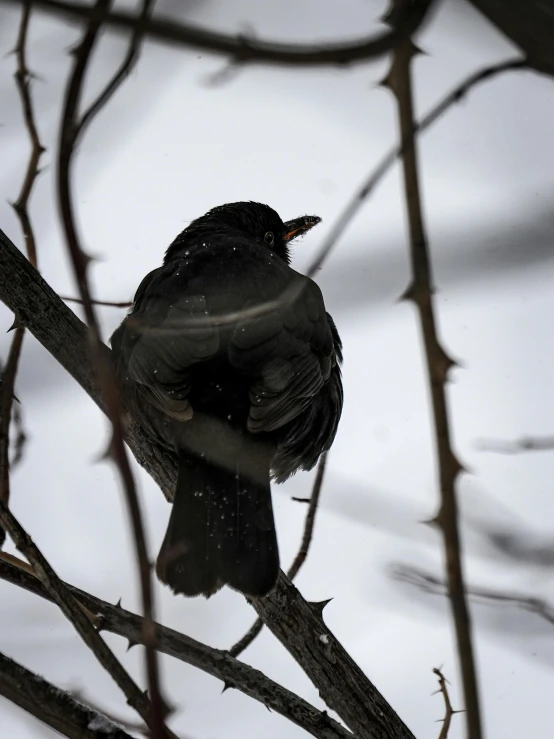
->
[4,0,435,67]
[1,1,45,547]
[56,1,168,735]
[384,4,482,739]
[0,554,353,739]
[0,651,136,739]
[0,502,168,736]
[230,453,328,657]
[433,668,458,739]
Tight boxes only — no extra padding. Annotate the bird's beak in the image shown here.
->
[283,215,321,243]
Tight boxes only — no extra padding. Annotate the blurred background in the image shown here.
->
[1,1,553,737]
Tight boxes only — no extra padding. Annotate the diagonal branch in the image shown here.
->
[230,453,328,658]
[383,12,482,738]
[0,227,417,739]
[3,0,435,67]
[0,554,353,739]
[0,501,169,737]
[0,651,135,739]
[433,668,458,739]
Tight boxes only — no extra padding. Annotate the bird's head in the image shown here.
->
[165,201,321,264]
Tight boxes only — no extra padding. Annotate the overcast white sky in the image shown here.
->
[1,1,554,737]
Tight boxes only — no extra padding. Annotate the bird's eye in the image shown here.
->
[264,231,275,247]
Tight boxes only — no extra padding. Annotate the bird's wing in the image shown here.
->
[229,275,336,433]
[112,267,220,421]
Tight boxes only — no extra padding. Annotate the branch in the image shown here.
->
[3,0,435,66]
[60,294,132,308]
[433,668,458,739]
[304,56,526,280]
[56,2,168,733]
[0,651,135,739]
[383,6,482,738]
[1,0,45,547]
[230,453,328,658]
[0,227,417,739]
[394,563,554,629]
[0,502,166,736]
[0,555,353,739]
[476,435,554,454]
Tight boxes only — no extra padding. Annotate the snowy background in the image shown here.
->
[1,0,554,737]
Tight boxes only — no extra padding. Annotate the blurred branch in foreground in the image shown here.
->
[476,435,554,454]
[0,652,135,739]
[2,0,435,66]
[385,5,481,737]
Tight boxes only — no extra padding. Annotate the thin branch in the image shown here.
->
[394,563,554,628]
[305,56,526,279]
[76,0,156,140]
[0,503,167,736]
[433,668,458,739]
[384,7,482,738]
[4,0,435,67]
[60,294,132,308]
[56,1,167,733]
[0,227,418,739]
[476,435,554,454]
[230,453,328,658]
[0,555,353,739]
[1,1,44,548]
[0,652,135,739]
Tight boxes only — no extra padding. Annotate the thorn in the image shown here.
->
[291,496,310,504]
[221,681,233,693]
[378,66,394,89]
[114,598,123,609]
[7,316,24,332]
[435,347,460,382]
[451,453,469,477]
[126,639,138,652]
[310,598,333,617]
[421,512,442,529]
[398,282,416,303]
[81,251,96,268]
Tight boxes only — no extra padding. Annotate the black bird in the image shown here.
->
[111,202,343,598]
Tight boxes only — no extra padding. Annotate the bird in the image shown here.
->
[110,202,343,598]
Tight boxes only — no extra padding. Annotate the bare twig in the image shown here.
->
[1,1,45,547]
[476,435,554,454]
[0,502,168,736]
[0,652,135,739]
[384,6,482,738]
[56,2,167,734]
[0,555,353,739]
[76,0,155,140]
[230,453,328,658]
[305,56,526,279]
[394,563,554,628]
[60,294,132,308]
[0,226,418,739]
[433,668,458,739]
[4,0,435,66]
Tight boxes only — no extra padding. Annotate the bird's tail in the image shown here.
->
[156,442,279,597]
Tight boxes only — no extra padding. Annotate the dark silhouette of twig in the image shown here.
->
[0,651,136,739]
[0,503,168,736]
[1,1,45,547]
[230,453,328,658]
[0,554,353,739]
[476,435,554,454]
[3,0,435,67]
[394,563,554,629]
[433,667,460,739]
[60,294,132,308]
[383,6,482,738]
[56,1,168,735]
